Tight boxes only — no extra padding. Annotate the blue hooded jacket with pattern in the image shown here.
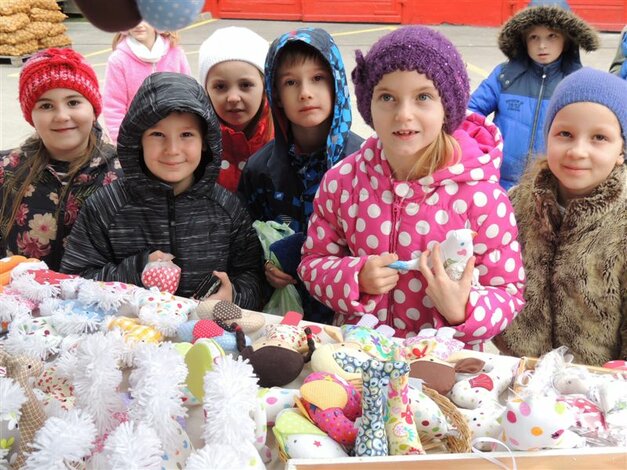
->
[238,27,363,233]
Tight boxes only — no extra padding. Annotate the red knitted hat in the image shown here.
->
[19,47,102,126]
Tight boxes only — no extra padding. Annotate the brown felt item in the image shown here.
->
[240,345,304,388]
[409,359,456,395]
[454,357,485,374]
[72,0,141,32]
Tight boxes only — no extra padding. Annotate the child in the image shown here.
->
[198,26,274,192]
[494,68,626,366]
[103,21,191,143]
[238,27,363,322]
[469,5,599,190]
[298,26,526,349]
[61,72,262,307]
[0,48,122,271]
[609,25,627,79]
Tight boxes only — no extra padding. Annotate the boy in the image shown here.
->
[469,5,599,190]
[61,73,262,307]
[238,27,363,322]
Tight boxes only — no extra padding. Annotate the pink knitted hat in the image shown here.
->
[19,48,102,126]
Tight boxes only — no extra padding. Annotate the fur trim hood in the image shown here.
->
[498,6,600,60]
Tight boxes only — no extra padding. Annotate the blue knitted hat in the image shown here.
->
[545,68,627,149]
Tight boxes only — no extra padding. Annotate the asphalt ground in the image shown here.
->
[0,15,621,149]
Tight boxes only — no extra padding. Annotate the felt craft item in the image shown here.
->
[385,362,424,456]
[273,408,348,460]
[73,280,139,314]
[107,316,163,344]
[72,0,141,32]
[194,299,265,334]
[184,339,226,401]
[238,325,318,387]
[177,319,250,353]
[449,368,513,410]
[0,350,46,469]
[310,341,373,387]
[404,327,465,361]
[259,387,301,426]
[137,289,197,337]
[296,372,361,449]
[136,0,204,30]
[410,357,485,395]
[141,258,181,294]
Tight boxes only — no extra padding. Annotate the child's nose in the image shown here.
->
[52,105,71,121]
[395,101,412,121]
[567,140,588,158]
[299,84,313,101]
[227,92,241,104]
[165,138,179,155]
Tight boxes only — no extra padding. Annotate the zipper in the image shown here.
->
[387,195,402,327]
[526,70,547,166]
[166,191,177,258]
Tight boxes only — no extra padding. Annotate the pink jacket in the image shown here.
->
[299,112,526,349]
[103,38,191,143]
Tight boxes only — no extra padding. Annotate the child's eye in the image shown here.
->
[417,93,432,101]
[37,103,53,110]
[557,131,572,138]
[592,134,608,142]
[313,74,326,82]
[379,93,394,102]
[240,81,254,89]
[181,131,197,138]
[283,79,296,87]
[147,131,164,137]
[212,83,226,91]
[67,99,83,107]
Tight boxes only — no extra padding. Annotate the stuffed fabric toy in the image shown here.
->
[449,367,513,409]
[296,372,361,449]
[0,376,27,466]
[258,387,301,426]
[459,402,505,450]
[194,299,265,335]
[141,257,181,294]
[238,324,318,387]
[410,356,485,395]
[177,318,251,353]
[184,338,226,401]
[273,408,348,459]
[406,386,450,440]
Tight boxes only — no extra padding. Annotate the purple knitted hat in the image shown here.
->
[352,26,470,134]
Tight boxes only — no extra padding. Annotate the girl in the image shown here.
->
[0,48,122,271]
[298,26,526,349]
[494,68,626,366]
[103,21,191,143]
[198,26,273,192]
[61,73,262,306]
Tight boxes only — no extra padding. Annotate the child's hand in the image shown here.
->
[358,253,400,295]
[206,271,233,303]
[265,261,297,289]
[419,243,475,325]
[148,250,173,262]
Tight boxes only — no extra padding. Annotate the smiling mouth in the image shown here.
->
[300,106,319,112]
[393,130,419,136]
[52,127,77,132]
[227,109,245,113]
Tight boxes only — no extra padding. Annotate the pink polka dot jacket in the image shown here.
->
[299,112,526,349]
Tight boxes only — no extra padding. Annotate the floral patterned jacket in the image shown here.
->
[0,133,122,270]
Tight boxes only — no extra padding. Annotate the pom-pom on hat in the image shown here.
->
[19,48,102,127]
[352,26,470,134]
[198,27,269,88]
[544,68,627,149]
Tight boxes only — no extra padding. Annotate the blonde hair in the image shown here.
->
[112,30,180,50]
[0,132,98,242]
[405,129,461,181]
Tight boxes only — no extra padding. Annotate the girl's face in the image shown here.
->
[31,88,95,162]
[206,61,265,132]
[547,102,624,204]
[128,21,157,48]
[525,26,565,65]
[370,70,445,178]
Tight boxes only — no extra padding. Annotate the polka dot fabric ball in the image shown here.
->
[136,0,204,31]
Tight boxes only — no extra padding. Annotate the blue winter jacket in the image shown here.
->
[469,58,581,189]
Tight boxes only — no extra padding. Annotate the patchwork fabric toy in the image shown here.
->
[238,324,319,387]
[410,356,485,395]
[295,372,362,449]
[141,256,181,294]
[0,349,46,468]
[136,289,198,337]
[403,327,464,361]
[273,408,348,459]
[406,386,450,440]
[184,338,226,401]
[459,402,505,450]
[177,318,251,353]
[194,299,265,335]
[449,366,513,410]
[108,316,163,345]
[258,387,301,426]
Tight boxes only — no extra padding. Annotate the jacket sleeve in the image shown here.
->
[103,56,128,144]
[238,154,265,222]
[451,186,526,346]
[468,65,502,118]
[177,47,192,76]
[60,192,148,285]
[609,27,627,76]
[227,202,263,309]
[299,171,380,316]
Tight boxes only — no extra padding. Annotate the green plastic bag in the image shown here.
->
[252,220,304,315]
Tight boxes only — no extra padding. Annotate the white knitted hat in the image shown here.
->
[198,26,269,88]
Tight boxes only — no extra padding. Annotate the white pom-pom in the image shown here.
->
[0,377,27,420]
[202,356,259,446]
[0,294,30,322]
[9,273,60,301]
[77,280,133,313]
[102,421,163,470]
[72,332,125,434]
[185,444,246,470]
[4,314,61,360]
[138,305,186,337]
[9,261,47,279]
[128,343,187,452]
[23,409,96,470]
[49,311,102,335]
[58,277,85,300]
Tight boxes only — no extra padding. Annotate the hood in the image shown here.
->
[365,111,503,194]
[264,27,352,169]
[117,72,222,193]
[498,5,599,61]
